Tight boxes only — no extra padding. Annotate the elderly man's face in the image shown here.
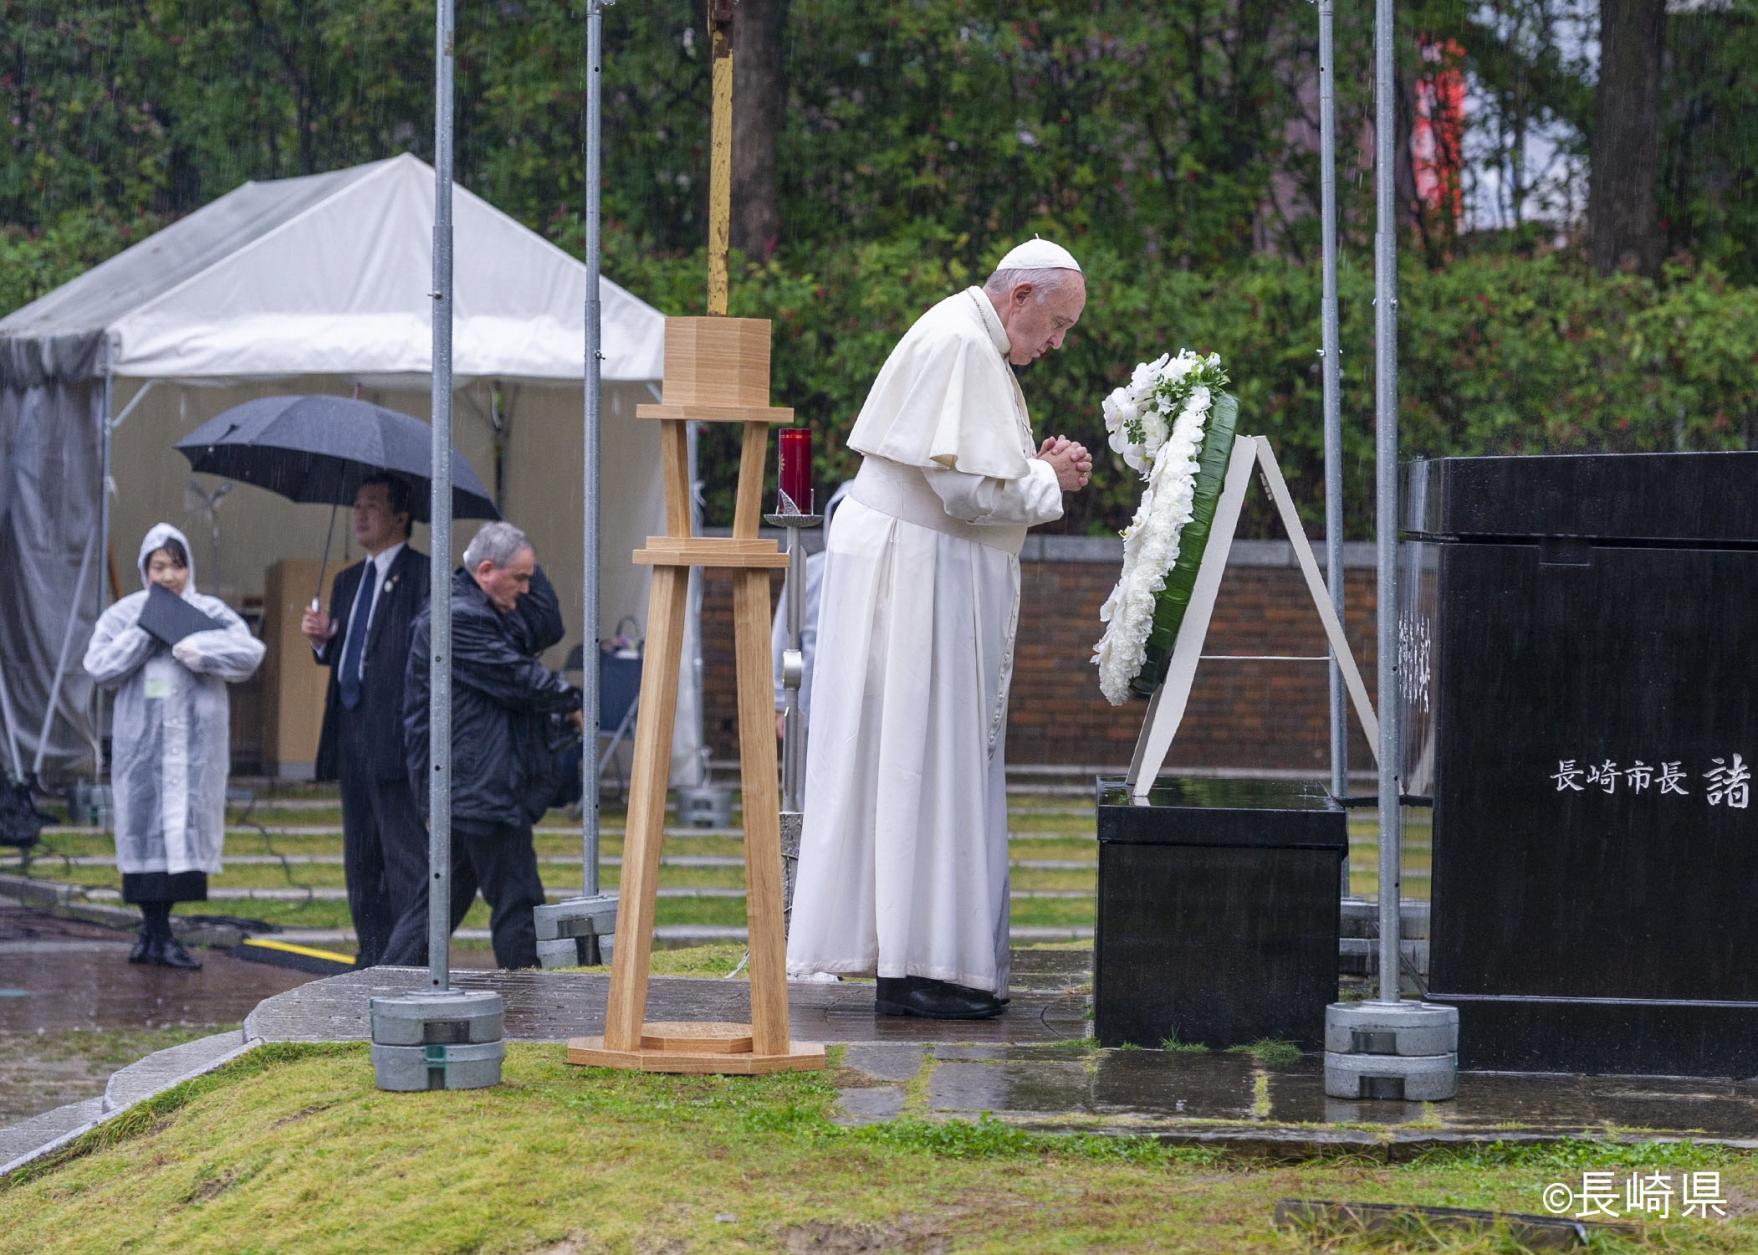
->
[146,549,188,598]
[998,273,1086,366]
[475,545,536,613]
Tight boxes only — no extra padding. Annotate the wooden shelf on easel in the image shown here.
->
[632,536,790,569]
[634,402,794,425]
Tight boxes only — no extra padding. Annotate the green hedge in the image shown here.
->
[607,241,1757,538]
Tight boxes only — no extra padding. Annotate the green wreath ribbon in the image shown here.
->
[1129,391,1240,698]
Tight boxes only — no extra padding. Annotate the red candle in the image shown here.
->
[778,427,812,514]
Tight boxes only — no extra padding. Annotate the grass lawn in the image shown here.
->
[1,1043,1751,1253]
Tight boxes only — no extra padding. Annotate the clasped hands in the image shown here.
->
[1037,435,1093,492]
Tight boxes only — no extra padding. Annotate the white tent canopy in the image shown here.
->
[2,152,665,384]
[0,153,703,784]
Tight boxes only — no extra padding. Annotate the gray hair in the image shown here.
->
[983,266,1077,301]
[463,521,532,570]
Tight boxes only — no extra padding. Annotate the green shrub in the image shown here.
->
[608,244,1756,538]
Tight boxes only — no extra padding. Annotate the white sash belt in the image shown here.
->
[850,457,1027,556]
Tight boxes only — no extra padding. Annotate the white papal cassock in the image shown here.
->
[786,287,1065,996]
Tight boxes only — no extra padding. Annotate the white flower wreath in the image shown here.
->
[1092,350,1232,705]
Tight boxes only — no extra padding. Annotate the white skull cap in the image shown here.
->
[994,236,1082,273]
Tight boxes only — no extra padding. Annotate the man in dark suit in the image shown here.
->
[300,474,431,967]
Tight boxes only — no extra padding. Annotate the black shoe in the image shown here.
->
[128,931,153,964]
[875,975,1004,1020]
[153,937,203,970]
[943,980,1010,1007]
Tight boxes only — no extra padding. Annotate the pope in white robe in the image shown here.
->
[786,240,1092,1013]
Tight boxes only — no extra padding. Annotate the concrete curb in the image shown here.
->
[0,1030,262,1179]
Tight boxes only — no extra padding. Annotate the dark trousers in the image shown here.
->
[382,819,544,970]
[338,761,429,968]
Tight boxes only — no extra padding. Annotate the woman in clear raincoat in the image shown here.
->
[82,523,265,969]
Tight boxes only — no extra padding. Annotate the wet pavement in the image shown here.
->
[10,904,1758,1157]
[235,948,1758,1153]
[242,947,1091,1045]
[0,905,316,1033]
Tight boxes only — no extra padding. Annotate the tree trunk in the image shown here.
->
[731,0,789,260]
[1589,0,1665,275]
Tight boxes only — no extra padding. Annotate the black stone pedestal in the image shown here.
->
[1404,451,1758,1076]
[1093,776,1345,1050]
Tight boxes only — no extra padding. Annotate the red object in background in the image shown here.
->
[1414,36,1465,223]
[778,427,812,513]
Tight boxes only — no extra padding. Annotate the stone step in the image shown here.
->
[1339,897,1430,940]
[73,885,1098,904]
[27,824,1106,842]
[269,924,1100,946]
[1338,936,1430,981]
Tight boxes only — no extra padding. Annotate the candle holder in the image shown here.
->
[775,426,814,517]
[767,426,822,923]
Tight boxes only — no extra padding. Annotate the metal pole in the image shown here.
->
[1373,0,1403,1005]
[581,0,605,908]
[1318,0,1347,809]
[781,529,806,810]
[428,0,456,993]
[96,358,114,780]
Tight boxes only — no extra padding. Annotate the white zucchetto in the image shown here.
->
[993,237,1082,273]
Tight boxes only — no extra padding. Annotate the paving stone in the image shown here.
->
[928,1061,1094,1116]
[835,1086,907,1125]
[930,1045,1011,1063]
[1088,1050,1261,1121]
[841,1043,925,1083]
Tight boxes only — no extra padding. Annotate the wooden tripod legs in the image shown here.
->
[574,561,823,1074]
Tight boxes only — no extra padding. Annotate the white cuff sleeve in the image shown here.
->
[922,457,1063,527]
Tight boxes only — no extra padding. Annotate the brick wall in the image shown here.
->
[699,537,1380,774]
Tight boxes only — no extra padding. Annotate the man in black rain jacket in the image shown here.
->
[390,521,579,968]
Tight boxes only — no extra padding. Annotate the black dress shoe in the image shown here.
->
[128,931,153,964]
[153,937,203,970]
[875,975,1004,1020]
[943,980,1010,1006]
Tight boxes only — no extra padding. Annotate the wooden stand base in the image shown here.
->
[567,1024,826,1075]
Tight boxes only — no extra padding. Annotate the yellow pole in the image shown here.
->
[707,1,735,317]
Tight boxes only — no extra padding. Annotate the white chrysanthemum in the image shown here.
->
[1092,349,1230,705]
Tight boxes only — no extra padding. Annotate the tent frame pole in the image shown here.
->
[96,354,115,779]
[31,528,97,778]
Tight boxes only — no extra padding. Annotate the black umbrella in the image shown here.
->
[174,394,499,523]
[175,393,501,607]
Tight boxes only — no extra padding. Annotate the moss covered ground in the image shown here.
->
[3,1042,1753,1253]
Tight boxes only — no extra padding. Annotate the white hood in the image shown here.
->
[136,522,199,598]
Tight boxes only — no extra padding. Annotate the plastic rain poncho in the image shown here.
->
[82,523,265,878]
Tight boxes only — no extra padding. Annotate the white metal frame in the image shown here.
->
[1124,436,1379,799]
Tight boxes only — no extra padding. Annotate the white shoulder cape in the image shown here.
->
[845,287,1033,481]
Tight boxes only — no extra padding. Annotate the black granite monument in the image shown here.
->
[1404,451,1758,1075]
[1094,777,1346,1050]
